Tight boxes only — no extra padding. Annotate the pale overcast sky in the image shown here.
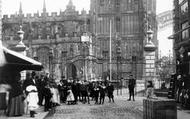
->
[2,0,173,15]
[156,0,173,14]
[2,0,90,15]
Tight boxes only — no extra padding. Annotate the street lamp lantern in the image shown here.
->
[147,28,153,42]
[49,48,54,58]
[116,47,121,55]
[147,28,153,35]
[144,27,156,52]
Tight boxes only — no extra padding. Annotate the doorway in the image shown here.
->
[67,63,77,80]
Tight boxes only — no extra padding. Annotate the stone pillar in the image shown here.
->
[11,26,28,80]
[143,28,157,90]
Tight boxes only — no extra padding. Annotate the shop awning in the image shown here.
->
[3,46,43,71]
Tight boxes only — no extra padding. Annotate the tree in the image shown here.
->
[157,56,174,85]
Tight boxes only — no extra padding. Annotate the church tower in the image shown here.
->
[90,0,157,82]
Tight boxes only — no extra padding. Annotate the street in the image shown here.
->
[45,95,144,119]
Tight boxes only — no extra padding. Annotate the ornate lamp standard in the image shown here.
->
[81,32,91,81]
[144,25,156,89]
[116,41,121,95]
[15,25,27,80]
[49,48,54,78]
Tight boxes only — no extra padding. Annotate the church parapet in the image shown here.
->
[3,10,89,21]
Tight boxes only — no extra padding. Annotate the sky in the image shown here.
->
[1,0,90,15]
[156,0,173,15]
[156,0,174,57]
[2,0,173,15]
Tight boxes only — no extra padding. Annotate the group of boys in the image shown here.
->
[58,79,115,105]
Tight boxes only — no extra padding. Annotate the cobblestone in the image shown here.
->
[45,96,144,119]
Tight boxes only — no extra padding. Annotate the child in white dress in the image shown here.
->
[26,85,39,117]
[66,86,75,105]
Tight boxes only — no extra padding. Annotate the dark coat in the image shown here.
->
[23,78,37,90]
[107,84,114,94]
[128,78,136,89]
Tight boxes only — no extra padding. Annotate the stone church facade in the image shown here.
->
[2,0,157,81]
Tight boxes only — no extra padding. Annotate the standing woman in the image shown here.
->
[7,71,24,117]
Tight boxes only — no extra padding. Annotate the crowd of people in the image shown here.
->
[57,78,115,105]
[0,71,115,118]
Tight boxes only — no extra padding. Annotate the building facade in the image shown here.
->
[2,0,157,82]
[173,0,190,76]
[173,0,190,108]
[90,0,157,81]
[157,10,173,57]
[2,0,92,81]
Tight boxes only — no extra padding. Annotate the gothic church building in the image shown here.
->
[2,0,157,81]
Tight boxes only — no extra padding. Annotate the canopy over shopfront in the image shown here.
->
[2,46,43,71]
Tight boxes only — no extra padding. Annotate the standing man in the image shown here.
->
[128,75,136,101]
[37,74,47,106]
[107,82,114,103]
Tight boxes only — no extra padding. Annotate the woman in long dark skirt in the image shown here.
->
[7,72,24,117]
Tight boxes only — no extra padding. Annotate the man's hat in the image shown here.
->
[32,71,36,77]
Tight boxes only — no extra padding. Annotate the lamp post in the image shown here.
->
[144,25,156,90]
[81,32,91,81]
[61,51,67,79]
[116,39,121,95]
[49,48,53,78]
[108,1,112,81]
[82,43,86,81]
[15,25,27,81]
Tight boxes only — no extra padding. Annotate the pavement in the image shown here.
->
[0,89,190,119]
[177,106,190,119]
[0,106,49,119]
[45,96,144,119]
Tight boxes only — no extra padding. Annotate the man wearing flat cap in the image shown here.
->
[128,75,136,101]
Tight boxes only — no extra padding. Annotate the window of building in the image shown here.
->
[180,1,188,14]
[181,21,189,40]
[179,0,184,4]
[62,51,67,58]
[102,50,108,59]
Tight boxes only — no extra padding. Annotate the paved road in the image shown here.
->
[45,96,144,119]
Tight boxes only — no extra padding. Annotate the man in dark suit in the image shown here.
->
[36,74,47,106]
[128,75,136,101]
[107,82,114,103]
[23,72,37,91]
